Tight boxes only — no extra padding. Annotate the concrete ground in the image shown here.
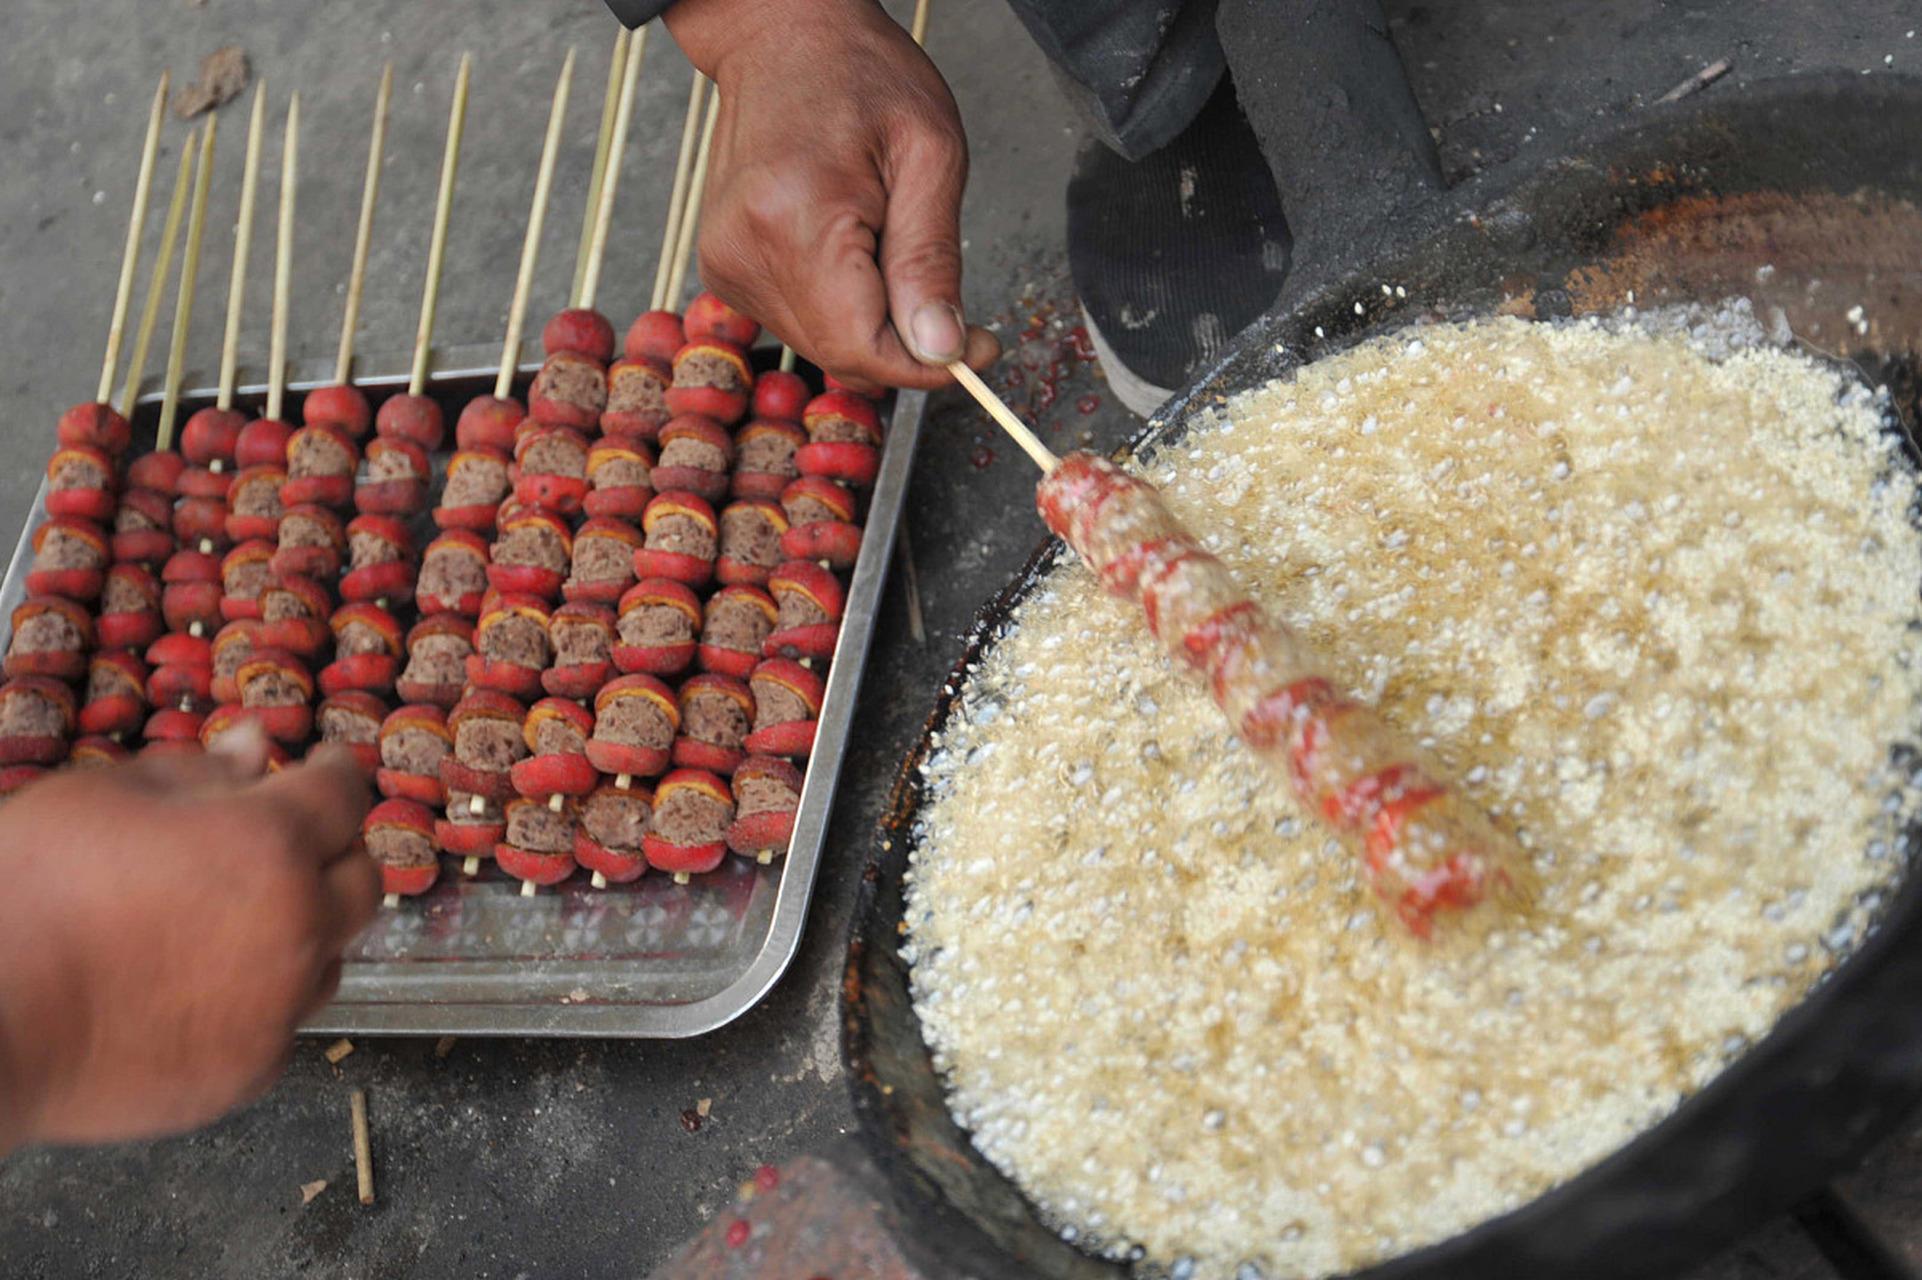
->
[2,0,1921,1277]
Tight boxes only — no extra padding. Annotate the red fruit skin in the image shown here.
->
[612,642,697,677]
[513,473,589,516]
[182,406,249,465]
[320,654,399,697]
[78,695,144,737]
[624,310,686,364]
[143,706,206,742]
[176,467,236,501]
[432,504,500,534]
[728,471,789,502]
[112,530,175,566]
[464,654,545,700]
[682,292,762,347]
[803,390,883,445]
[355,478,429,517]
[542,663,613,699]
[303,385,374,438]
[251,704,314,744]
[695,644,759,681]
[218,596,263,624]
[528,354,607,431]
[751,371,809,423]
[779,521,862,570]
[0,734,66,767]
[69,736,131,768]
[26,568,105,602]
[672,737,746,776]
[543,308,616,362]
[715,557,776,589]
[642,835,726,876]
[98,611,163,651]
[630,550,712,589]
[763,623,840,663]
[57,402,132,455]
[378,768,446,807]
[47,488,117,522]
[162,548,222,584]
[583,740,669,780]
[380,863,440,897]
[795,441,880,488]
[341,562,416,607]
[236,418,296,467]
[648,467,729,505]
[128,451,187,495]
[440,758,517,802]
[375,393,445,450]
[582,487,650,520]
[434,819,504,858]
[510,753,600,799]
[663,385,748,425]
[727,809,797,858]
[744,719,817,758]
[574,832,648,883]
[257,618,331,658]
[162,582,223,634]
[456,396,526,452]
[496,843,576,887]
[172,497,231,551]
[4,653,87,683]
[281,475,354,509]
[485,564,565,599]
[225,513,282,544]
[147,633,213,667]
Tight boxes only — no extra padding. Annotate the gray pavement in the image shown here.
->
[2,1,1921,1277]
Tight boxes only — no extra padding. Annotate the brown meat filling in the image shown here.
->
[445,788,503,825]
[734,772,800,818]
[752,681,810,731]
[650,787,732,845]
[552,620,612,667]
[223,559,270,600]
[702,600,773,654]
[479,614,549,668]
[34,529,104,572]
[349,531,400,571]
[102,574,154,615]
[382,726,449,775]
[595,698,673,751]
[676,352,749,394]
[522,437,586,478]
[783,494,840,527]
[241,670,307,707]
[52,457,108,491]
[455,716,525,770]
[214,636,255,680]
[290,432,352,478]
[262,591,315,623]
[278,513,335,549]
[366,448,421,484]
[15,612,82,655]
[720,509,783,569]
[657,437,728,474]
[0,693,65,738]
[619,604,693,648]
[86,662,140,702]
[335,620,392,658]
[115,503,162,533]
[506,803,575,853]
[532,360,607,415]
[367,826,436,869]
[232,478,283,519]
[683,691,748,748]
[442,457,508,509]
[320,706,379,744]
[419,550,486,603]
[535,717,586,757]
[810,415,874,445]
[581,789,650,849]
[493,526,568,572]
[591,455,650,490]
[644,514,714,559]
[738,433,799,476]
[776,592,832,630]
[403,634,470,687]
[606,367,668,417]
[569,536,632,587]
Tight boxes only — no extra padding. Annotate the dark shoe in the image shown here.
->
[1067,76,1292,416]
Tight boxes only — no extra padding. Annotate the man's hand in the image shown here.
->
[667,0,1000,392]
[0,728,375,1153]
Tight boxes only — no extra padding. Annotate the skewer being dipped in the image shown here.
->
[372,54,471,455]
[58,71,169,459]
[944,361,1536,941]
[303,63,394,443]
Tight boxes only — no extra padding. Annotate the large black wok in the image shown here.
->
[845,74,1922,1280]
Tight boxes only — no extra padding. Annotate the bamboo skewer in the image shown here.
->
[947,361,1058,472]
[651,74,709,312]
[97,72,171,406]
[578,27,647,313]
[495,50,578,401]
[573,30,631,308]
[157,118,219,454]
[662,92,719,310]
[336,63,393,388]
[911,0,933,44]
[409,54,473,399]
[350,1089,375,1205]
[215,84,268,413]
[119,144,195,420]
[266,95,299,423]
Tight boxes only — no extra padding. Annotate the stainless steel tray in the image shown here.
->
[1,341,922,1038]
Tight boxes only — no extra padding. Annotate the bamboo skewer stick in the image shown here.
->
[97,72,171,406]
[216,83,268,413]
[266,95,299,423]
[119,144,195,420]
[350,1090,374,1205]
[911,0,933,44]
[336,63,393,388]
[409,54,473,399]
[662,92,719,310]
[573,30,631,308]
[947,361,1058,472]
[157,118,219,454]
[892,0,938,645]
[495,50,578,400]
[651,74,709,312]
[578,27,646,313]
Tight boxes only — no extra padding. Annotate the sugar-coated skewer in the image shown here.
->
[216,84,268,412]
[651,74,709,313]
[119,142,196,420]
[336,63,393,388]
[96,71,171,406]
[495,50,578,400]
[661,90,719,310]
[573,29,631,308]
[157,118,219,454]
[578,28,647,313]
[266,95,299,423]
[408,54,473,398]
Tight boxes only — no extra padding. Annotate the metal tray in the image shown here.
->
[1,340,922,1038]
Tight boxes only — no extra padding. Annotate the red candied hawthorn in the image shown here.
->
[282,424,360,509]
[456,394,525,453]
[270,503,348,581]
[601,356,673,443]
[374,392,445,451]
[543,601,617,699]
[45,445,118,522]
[764,560,845,663]
[6,596,93,682]
[585,674,679,783]
[488,508,573,600]
[509,697,600,801]
[751,370,809,425]
[365,797,441,898]
[614,578,702,677]
[340,514,416,607]
[320,602,404,697]
[642,767,734,881]
[234,648,315,744]
[303,384,374,438]
[542,308,616,363]
[512,424,591,515]
[56,401,132,456]
[466,594,553,700]
[666,339,753,425]
[583,437,655,520]
[624,309,685,365]
[235,417,296,468]
[416,528,491,618]
[682,291,761,348]
[527,350,608,432]
[356,437,432,516]
[651,415,734,505]
[377,703,453,806]
[633,491,717,588]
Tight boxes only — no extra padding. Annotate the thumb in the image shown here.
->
[879,135,969,366]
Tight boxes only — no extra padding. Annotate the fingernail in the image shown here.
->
[909,303,965,363]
